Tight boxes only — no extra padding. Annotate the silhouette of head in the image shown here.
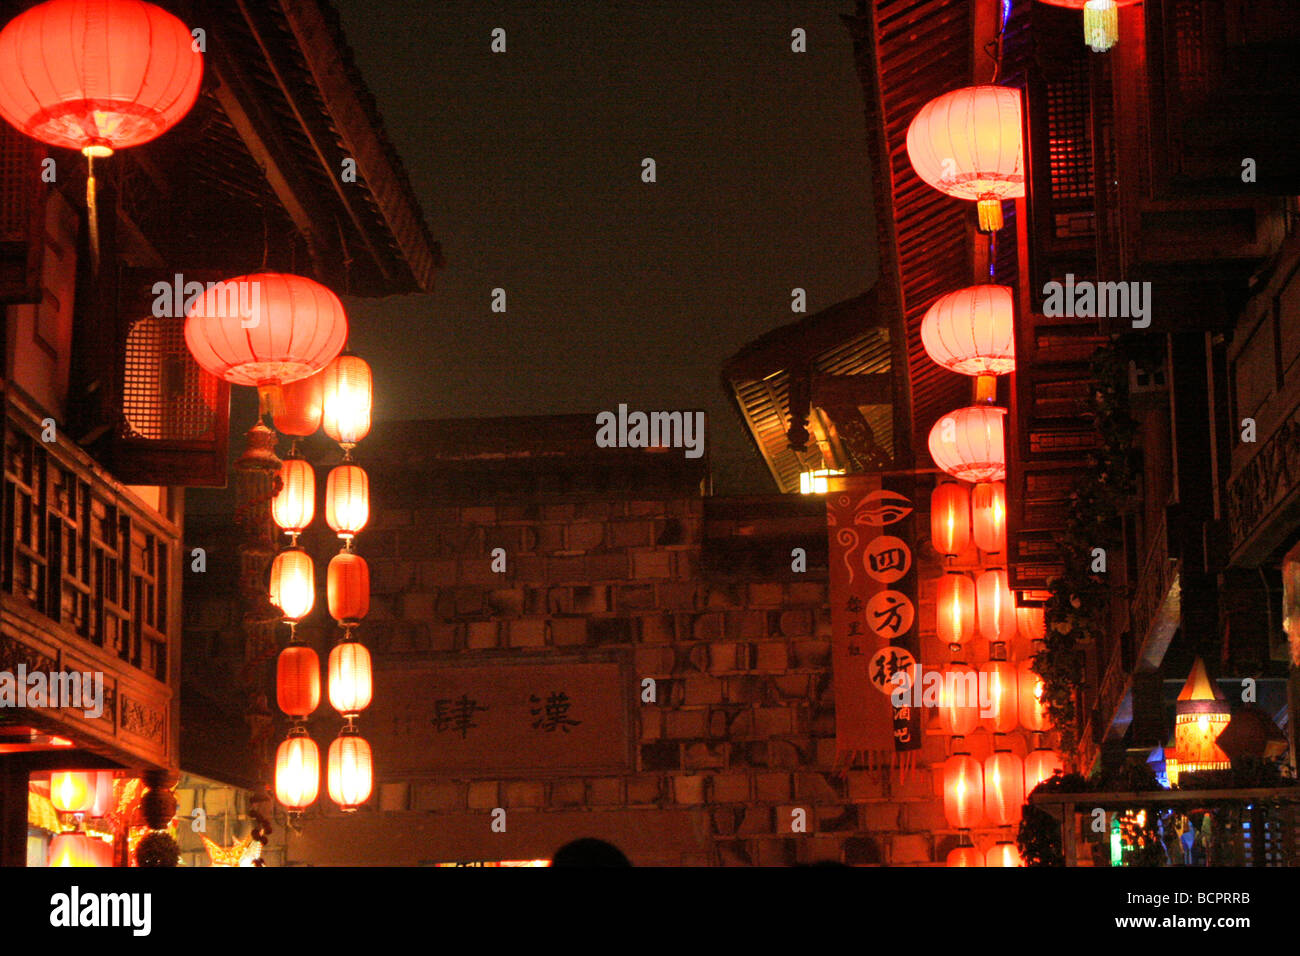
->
[549,838,631,867]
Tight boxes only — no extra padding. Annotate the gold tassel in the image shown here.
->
[1083,0,1119,53]
[977,197,1004,232]
[86,155,100,274]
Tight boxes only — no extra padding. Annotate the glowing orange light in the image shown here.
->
[943,754,984,829]
[936,573,976,649]
[328,729,373,812]
[928,406,1006,483]
[972,481,1006,553]
[274,728,319,810]
[930,481,970,557]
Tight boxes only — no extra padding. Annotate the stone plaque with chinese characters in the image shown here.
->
[371,658,633,776]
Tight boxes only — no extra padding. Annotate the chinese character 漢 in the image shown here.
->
[530,691,582,733]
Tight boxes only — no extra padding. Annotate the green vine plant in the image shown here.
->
[1035,344,1139,762]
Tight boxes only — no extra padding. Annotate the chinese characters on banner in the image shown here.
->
[825,474,922,767]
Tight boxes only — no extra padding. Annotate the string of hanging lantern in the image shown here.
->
[909,0,1063,867]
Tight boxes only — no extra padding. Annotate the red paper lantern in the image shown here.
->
[274,728,319,810]
[930,481,970,557]
[49,771,96,814]
[276,644,320,717]
[979,658,1019,734]
[327,551,370,623]
[328,640,373,717]
[272,369,325,438]
[906,85,1025,230]
[321,354,373,449]
[984,751,1025,826]
[0,0,202,157]
[1037,0,1141,52]
[943,754,984,829]
[986,841,1022,867]
[977,568,1014,642]
[921,285,1016,378]
[1024,749,1064,794]
[326,464,369,539]
[89,771,115,818]
[929,406,1006,483]
[972,481,1006,553]
[184,273,348,387]
[269,547,314,621]
[937,662,981,737]
[271,457,315,537]
[946,846,983,867]
[1017,606,1046,642]
[48,832,112,867]
[1018,657,1049,732]
[328,728,372,811]
[935,573,975,649]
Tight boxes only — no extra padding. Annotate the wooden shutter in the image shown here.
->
[0,123,48,304]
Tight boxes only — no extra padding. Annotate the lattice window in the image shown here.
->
[1046,58,1095,205]
[122,315,221,441]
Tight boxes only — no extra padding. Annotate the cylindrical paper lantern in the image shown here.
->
[1018,657,1049,732]
[946,846,983,867]
[937,662,981,737]
[49,771,96,814]
[328,640,373,717]
[90,771,115,818]
[48,833,112,868]
[1024,749,1064,794]
[977,568,1014,642]
[274,729,319,810]
[986,841,1022,867]
[972,481,1006,553]
[276,644,320,717]
[271,368,325,437]
[943,754,984,829]
[905,85,1025,230]
[979,658,1019,734]
[930,482,970,557]
[325,464,369,539]
[1017,606,1046,642]
[321,354,373,448]
[271,457,315,536]
[984,751,1025,827]
[269,547,315,621]
[327,551,370,623]
[936,573,975,649]
[328,730,373,811]
[929,406,1006,483]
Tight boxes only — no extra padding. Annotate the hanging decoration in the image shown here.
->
[928,405,1007,483]
[921,284,1016,402]
[1037,0,1140,53]
[979,654,1019,734]
[0,0,203,269]
[984,750,1025,827]
[972,481,1006,554]
[935,572,976,650]
[943,751,984,830]
[977,568,1014,642]
[1174,657,1231,776]
[905,85,1025,231]
[930,481,971,558]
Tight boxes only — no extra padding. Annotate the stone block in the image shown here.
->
[567,522,606,551]
[847,770,887,801]
[795,772,842,804]
[778,610,814,637]
[889,833,933,865]
[747,582,785,607]
[672,776,706,805]
[508,618,547,647]
[504,781,546,808]
[550,617,587,646]
[709,774,751,803]
[726,611,769,640]
[631,549,673,580]
[608,520,655,548]
[466,621,499,649]
[626,776,662,806]
[589,777,625,805]
[754,642,789,673]
[466,781,499,810]
[412,782,461,812]
[692,612,724,640]
[683,677,724,705]
[617,584,658,610]
[684,742,728,769]
[755,772,792,802]
[550,779,586,807]
[639,614,675,643]
[586,552,629,581]
[665,709,707,738]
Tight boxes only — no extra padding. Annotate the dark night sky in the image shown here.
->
[327,0,878,493]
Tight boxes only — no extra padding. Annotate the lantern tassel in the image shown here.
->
[86,155,100,273]
[977,198,1004,232]
[1084,0,1118,53]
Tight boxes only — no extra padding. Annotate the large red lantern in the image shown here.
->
[920,285,1016,401]
[979,658,1019,734]
[1037,0,1141,53]
[1018,656,1049,732]
[943,753,984,829]
[906,85,1025,231]
[984,751,1025,827]
[986,841,1022,867]
[935,573,975,650]
[321,354,373,449]
[276,644,320,717]
[929,406,1006,483]
[49,771,95,814]
[972,481,1006,553]
[937,662,981,737]
[327,551,370,623]
[1017,606,1046,642]
[184,273,348,388]
[930,481,970,557]
[326,464,370,539]
[1024,749,1064,794]
[275,727,320,810]
[328,728,373,811]
[89,771,115,818]
[48,833,112,867]
[271,369,325,438]
[271,457,315,538]
[269,547,315,622]
[977,568,1014,642]
[0,0,202,156]
[328,640,373,717]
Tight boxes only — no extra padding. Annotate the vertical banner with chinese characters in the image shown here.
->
[825,473,921,767]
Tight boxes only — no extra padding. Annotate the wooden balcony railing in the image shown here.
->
[0,387,179,770]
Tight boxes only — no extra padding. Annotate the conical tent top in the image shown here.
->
[1177,657,1225,703]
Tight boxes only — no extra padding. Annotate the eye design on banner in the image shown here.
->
[858,489,915,526]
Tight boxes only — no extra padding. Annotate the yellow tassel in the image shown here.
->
[977,198,1004,232]
[86,157,100,274]
[1084,0,1118,53]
